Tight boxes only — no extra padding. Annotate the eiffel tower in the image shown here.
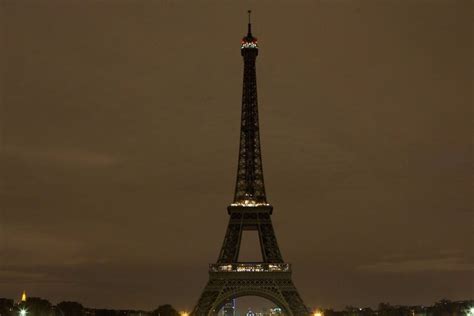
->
[191,12,311,316]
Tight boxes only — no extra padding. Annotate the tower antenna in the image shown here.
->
[247,10,252,34]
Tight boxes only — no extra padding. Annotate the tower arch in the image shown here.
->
[210,290,291,316]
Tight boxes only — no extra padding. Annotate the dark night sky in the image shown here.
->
[0,0,472,311]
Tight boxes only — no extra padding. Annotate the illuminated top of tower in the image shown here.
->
[21,290,27,302]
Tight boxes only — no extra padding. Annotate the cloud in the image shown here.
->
[0,228,101,267]
[2,145,117,167]
[358,257,474,273]
[0,269,48,282]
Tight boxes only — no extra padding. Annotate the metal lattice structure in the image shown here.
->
[233,28,266,205]
[191,13,311,316]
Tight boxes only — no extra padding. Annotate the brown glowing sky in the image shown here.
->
[0,0,472,311]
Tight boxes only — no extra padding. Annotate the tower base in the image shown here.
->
[192,264,311,316]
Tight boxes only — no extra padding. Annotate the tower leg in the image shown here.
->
[217,213,244,263]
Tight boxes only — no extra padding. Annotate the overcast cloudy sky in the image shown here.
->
[0,0,472,311]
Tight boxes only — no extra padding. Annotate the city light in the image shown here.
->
[19,309,27,316]
[467,307,474,316]
[181,311,189,316]
[314,310,323,316]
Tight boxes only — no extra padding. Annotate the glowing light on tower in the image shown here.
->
[21,291,27,302]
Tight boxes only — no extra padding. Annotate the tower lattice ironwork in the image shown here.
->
[191,12,311,316]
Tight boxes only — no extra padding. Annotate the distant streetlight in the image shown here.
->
[314,311,323,316]
[19,309,27,316]
[181,311,189,316]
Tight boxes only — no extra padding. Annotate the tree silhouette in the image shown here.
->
[56,301,85,316]
[24,297,53,316]
[0,298,14,316]
[151,304,180,316]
